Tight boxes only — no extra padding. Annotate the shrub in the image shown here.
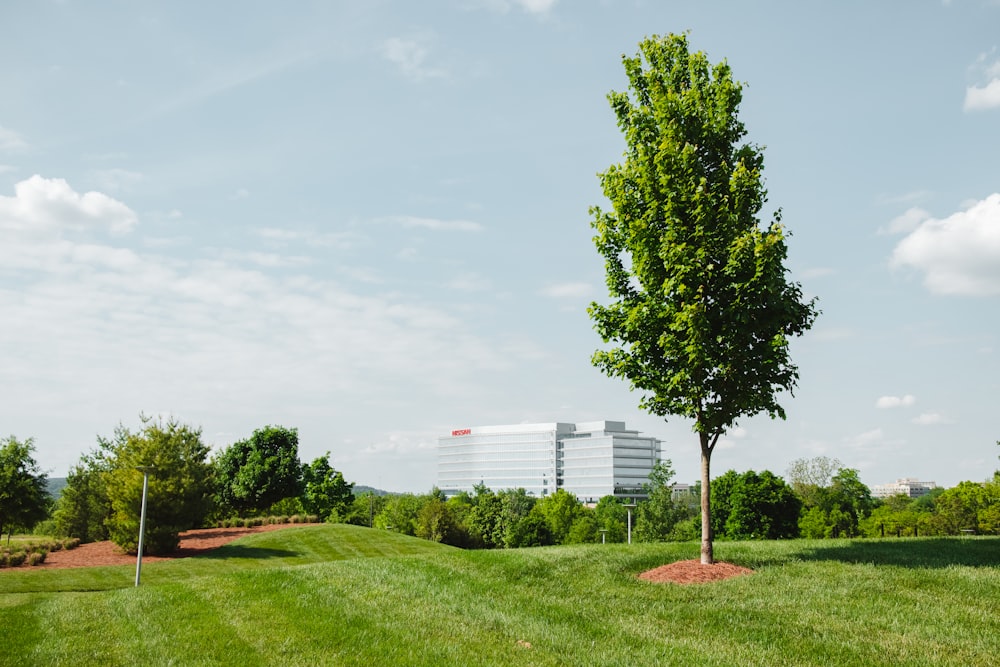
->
[7,551,27,567]
[27,551,46,566]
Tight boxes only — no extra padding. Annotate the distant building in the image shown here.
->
[437,421,662,502]
[872,478,938,499]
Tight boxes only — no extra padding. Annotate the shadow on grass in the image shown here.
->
[195,545,299,561]
[798,537,1000,569]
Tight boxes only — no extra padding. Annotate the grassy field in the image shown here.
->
[1,526,998,666]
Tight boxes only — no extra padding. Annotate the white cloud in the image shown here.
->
[381,215,483,232]
[381,37,448,82]
[965,53,1000,112]
[0,175,137,235]
[474,0,558,14]
[890,194,1000,295]
[876,395,916,409]
[515,0,558,13]
[882,207,930,235]
[913,413,952,425]
[540,282,591,298]
[0,125,28,152]
[965,78,1000,111]
[0,176,516,454]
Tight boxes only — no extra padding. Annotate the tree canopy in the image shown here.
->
[214,425,303,517]
[589,33,818,563]
[0,436,50,540]
[101,416,214,554]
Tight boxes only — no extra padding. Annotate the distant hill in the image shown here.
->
[354,485,392,496]
[45,477,67,499]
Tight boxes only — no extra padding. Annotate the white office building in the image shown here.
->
[437,421,662,502]
[871,478,938,499]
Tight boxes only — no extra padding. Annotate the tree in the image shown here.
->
[635,460,695,541]
[415,496,462,545]
[215,425,303,517]
[467,484,504,548]
[717,470,801,540]
[53,456,111,543]
[102,416,214,554]
[533,489,584,544]
[593,495,628,543]
[588,34,818,563]
[0,436,50,541]
[786,456,843,507]
[301,453,354,521]
[375,493,423,535]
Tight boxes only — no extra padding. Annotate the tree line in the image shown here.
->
[1,416,354,554]
[3,423,999,553]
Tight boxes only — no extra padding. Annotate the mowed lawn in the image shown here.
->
[1,525,998,666]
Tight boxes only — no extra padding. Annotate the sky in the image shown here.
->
[1,0,999,493]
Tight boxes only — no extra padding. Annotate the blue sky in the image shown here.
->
[2,0,998,492]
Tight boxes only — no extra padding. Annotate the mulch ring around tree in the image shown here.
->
[638,559,754,584]
[14,523,316,570]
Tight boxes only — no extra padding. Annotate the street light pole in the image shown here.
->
[624,502,637,545]
[135,465,155,587]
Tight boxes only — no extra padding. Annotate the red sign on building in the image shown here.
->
[451,428,471,436]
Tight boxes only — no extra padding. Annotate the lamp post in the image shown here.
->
[624,502,637,545]
[134,465,155,587]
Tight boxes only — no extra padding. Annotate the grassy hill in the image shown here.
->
[2,526,998,666]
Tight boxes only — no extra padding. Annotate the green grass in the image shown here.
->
[2,527,998,666]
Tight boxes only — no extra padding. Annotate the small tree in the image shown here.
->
[301,453,354,521]
[589,34,818,563]
[0,436,50,542]
[215,425,303,517]
[102,416,214,554]
[635,460,694,542]
[53,456,111,543]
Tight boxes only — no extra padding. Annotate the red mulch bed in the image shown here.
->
[639,559,754,584]
[13,524,311,570]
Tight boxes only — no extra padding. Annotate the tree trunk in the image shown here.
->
[700,432,714,565]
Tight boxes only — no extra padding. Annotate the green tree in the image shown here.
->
[593,495,628,543]
[533,489,584,544]
[713,469,801,540]
[507,508,553,548]
[214,425,303,517]
[375,493,423,535]
[0,436,50,541]
[565,512,600,544]
[415,495,463,545]
[498,488,538,548]
[343,490,388,527]
[467,484,504,548]
[933,481,992,534]
[300,453,354,521]
[102,416,214,554]
[786,456,843,507]
[588,34,818,564]
[635,460,694,542]
[52,456,111,543]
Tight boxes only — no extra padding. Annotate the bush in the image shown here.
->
[27,551,46,566]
